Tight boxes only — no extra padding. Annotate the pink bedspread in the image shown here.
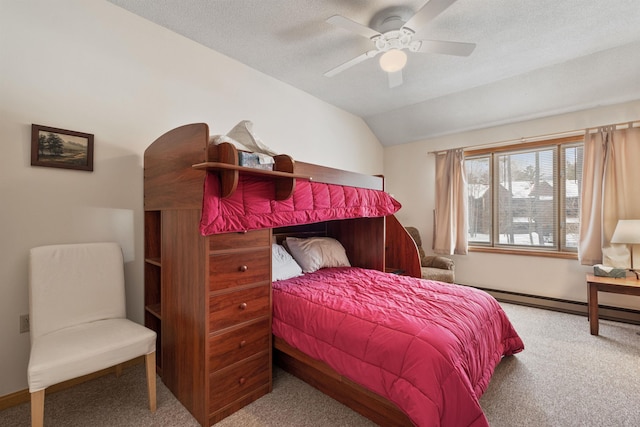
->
[199,174,401,235]
[272,267,524,427]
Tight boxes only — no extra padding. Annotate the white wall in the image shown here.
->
[384,100,640,310]
[0,0,383,396]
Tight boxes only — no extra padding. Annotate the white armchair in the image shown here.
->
[27,242,157,427]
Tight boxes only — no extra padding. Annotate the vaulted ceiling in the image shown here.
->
[108,0,640,146]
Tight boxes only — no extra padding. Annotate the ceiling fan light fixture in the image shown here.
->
[379,49,407,73]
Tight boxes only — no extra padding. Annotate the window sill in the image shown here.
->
[469,246,578,260]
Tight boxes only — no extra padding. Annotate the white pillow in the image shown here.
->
[272,244,303,281]
[285,237,351,273]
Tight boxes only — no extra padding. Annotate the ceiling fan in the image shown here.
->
[324,0,476,88]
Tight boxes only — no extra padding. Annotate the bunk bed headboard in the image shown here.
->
[273,217,386,271]
[144,123,209,210]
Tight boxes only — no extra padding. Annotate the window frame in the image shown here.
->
[465,135,583,259]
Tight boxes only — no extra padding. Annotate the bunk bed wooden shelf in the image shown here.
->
[192,161,311,179]
[192,141,311,200]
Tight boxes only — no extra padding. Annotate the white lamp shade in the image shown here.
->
[379,49,407,73]
[610,219,640,244]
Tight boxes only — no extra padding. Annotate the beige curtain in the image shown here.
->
[578,125,640,265]
[434,149,468,255]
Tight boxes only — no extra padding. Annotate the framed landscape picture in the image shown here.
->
[31,124,94,171]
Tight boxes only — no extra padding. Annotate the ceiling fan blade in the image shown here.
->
[403,0,458,32]
[415,40,476,56]
[388,70,403,88]
[327,15,381,39]
[324,50,379,77]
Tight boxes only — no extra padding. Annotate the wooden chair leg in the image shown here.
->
[145,352,157,412]
[30,389,45,427]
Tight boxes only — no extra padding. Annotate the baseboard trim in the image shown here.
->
[472,285,640,325]
[0,356,144,411]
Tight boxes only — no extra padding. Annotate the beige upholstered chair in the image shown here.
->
[405,227,455,283]
[28,242,157,427]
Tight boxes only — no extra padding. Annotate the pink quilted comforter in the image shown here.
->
[199,174,401,235]
[272,267,524,427]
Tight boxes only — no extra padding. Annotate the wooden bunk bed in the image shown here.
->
[144,123,523,427]
[144,123,419,426]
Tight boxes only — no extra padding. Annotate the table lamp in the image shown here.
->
[610,219,640,279]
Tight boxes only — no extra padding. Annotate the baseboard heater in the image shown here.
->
[468,284,640,326]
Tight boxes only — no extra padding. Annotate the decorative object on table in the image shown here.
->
[610,219,640,279]
[31,124,94,171]
[592,264,627,278]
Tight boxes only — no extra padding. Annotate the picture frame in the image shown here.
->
[31,124,94,171]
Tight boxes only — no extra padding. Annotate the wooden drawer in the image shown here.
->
[209,318,270,371]
[209,285,270,331]
[209,352,271,413]
[208,229,270,252]
[209,250,270,291]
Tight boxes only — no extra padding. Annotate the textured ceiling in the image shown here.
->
[107,0,640,146]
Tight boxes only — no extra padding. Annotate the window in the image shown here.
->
[465,136,583,254]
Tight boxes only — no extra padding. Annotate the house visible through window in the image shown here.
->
[465,136,583,254]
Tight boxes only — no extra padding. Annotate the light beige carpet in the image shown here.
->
[1,303,639,426]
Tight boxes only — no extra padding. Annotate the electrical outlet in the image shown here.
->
[20,314,29,334]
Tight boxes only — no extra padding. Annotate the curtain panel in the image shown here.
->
[578,125,640,266]
[434,149,468,255]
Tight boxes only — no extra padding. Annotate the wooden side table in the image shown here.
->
[586,273,640,335]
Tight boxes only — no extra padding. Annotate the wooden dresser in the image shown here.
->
[144,207,272,426]
[207,229,272,418]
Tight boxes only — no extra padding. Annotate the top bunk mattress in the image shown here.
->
[200,174,401,235]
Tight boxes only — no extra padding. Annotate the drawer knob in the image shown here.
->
[239,265,248,272]
[239,302,247,310]
[239,340,247,348]
[238,377,246,385]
